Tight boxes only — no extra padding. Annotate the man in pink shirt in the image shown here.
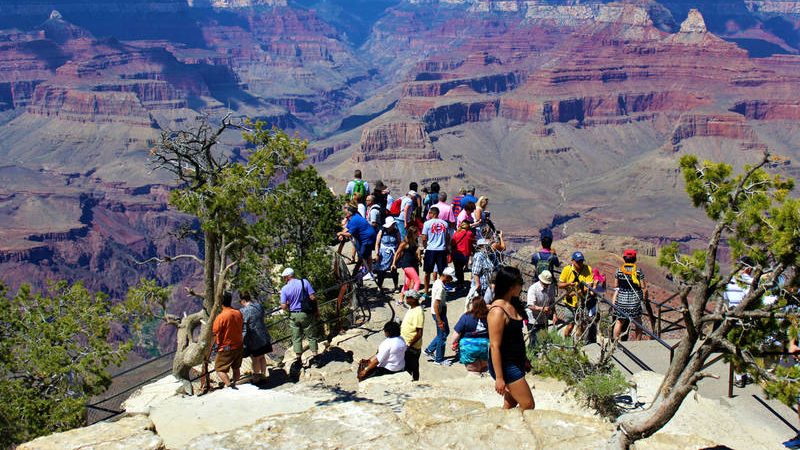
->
[434,191,456,230]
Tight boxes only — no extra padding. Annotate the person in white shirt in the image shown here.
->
[357,321,407,380]
[526,270,556,351]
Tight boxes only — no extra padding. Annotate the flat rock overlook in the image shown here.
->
[0,1,799,339]
[18,290,793,449]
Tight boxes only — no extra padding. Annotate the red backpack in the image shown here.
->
[388,197,402,217]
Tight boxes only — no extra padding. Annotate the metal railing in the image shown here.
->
[86,261,369,425]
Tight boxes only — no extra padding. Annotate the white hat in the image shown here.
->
[477,238,491,246]
[442,267,456,278]
[383,216,396,228]
[281,267,295,277]
[538,270,553,285]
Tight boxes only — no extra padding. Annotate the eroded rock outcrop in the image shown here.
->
[17,414,164,450]
[354,121,440,162]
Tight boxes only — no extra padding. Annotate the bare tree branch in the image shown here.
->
[135,254,204,265]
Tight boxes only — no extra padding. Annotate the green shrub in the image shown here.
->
[529,330,630,419]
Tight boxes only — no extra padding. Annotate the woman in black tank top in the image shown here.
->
[487,266,535,411]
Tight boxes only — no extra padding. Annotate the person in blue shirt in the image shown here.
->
[461,186,478,211]
[338,206,377,276]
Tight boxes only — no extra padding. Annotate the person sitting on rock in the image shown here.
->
[400,289,424,381]
[357,321,407,381]
[452,297,490,375]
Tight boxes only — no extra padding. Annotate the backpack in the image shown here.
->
[388,197,402,217]
[369,203,383,226]
[351,179,367,200]
[532,251,555,277]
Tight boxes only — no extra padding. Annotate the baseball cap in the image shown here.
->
[571,251,585,262]
[538,270,553,284]
[404,289,421,299]
[281,267,294,277]
[442,267,456,278]
[623,249,637,258]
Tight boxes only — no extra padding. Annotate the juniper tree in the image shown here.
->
[611,152,800,448]
[0,281,146,447]
[129,117,341,394]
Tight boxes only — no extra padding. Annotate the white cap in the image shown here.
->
[538,270,553,285]
[383,216,396,228]
[442,267,456,278]
[281,267,294,277]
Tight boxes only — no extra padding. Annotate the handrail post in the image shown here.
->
[657,306,662,338]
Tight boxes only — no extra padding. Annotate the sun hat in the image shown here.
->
[404,289,421,299]
[281,267,294,277]
[538,270,553,284]
[442,267,456,278]
[477,238,491,246]
[571,251,585,262]
[383,216,396,228]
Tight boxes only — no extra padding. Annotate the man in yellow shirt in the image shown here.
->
[400,290,424,381]
[557,251,595,338]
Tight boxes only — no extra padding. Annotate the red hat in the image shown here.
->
[623,249,637,258]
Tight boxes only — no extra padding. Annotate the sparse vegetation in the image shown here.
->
[529,330,631,419]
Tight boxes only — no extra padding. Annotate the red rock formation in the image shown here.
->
[27,84,153,126]
[670,113,756,148]
[354,122,440,162]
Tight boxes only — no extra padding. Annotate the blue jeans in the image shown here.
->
[425,313,449,362]
[397,219,406,240]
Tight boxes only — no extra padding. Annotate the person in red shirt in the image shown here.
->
[212,292,244,388]
[451,221,475,288]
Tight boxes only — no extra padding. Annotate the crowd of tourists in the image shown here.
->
[209,168,799,446]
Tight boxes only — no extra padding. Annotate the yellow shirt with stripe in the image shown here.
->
[559,263,594,308]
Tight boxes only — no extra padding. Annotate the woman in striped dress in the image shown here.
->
[611,249,648,340]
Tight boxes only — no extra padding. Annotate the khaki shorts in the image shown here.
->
[215,347,243,373]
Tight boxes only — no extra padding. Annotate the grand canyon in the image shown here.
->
[1,0,799,344]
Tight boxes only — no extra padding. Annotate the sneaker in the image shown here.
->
[783,434,800,449]
[433,360,453,366]
[424,349,435,361]
[362,273,374,281]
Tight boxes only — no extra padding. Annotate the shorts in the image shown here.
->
[423,249,448,274]
[488,358,526,384]
[243,342,273,358]
[215,347,243,373]
[556,304,576,323]
[357,239,374,260]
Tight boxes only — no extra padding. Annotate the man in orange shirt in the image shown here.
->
[213,292,244,388]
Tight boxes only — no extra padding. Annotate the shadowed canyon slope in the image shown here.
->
[0,0,799,330]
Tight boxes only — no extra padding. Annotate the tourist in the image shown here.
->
[525,270,556,351]
[400,289,425,381]
[488,266,534,410]
[345,169,369,202]
[469,238,495,309]
[357,321,407,381]
[782,337,800,448]
[612,249,648,341]
[372,180,389,217]
[557,251,595,338]
[421,206,450,299]
[374,217,400,293]
[239,291,272,383]
[472,196,490,239]
[366,194,382,229]
[409,182,423,227]
[451,221,475,287]
[280,268,321,367]
[350,192,366,218]
[434,191,456,230]
[457,201,476,230]
[462,186,478,210]
[425,266,456,365]
[422,181,440,217]
[451,187,466,217]
[452,297,490,374]
[397,189,415,240]
[212,292,244,388]
[337,205,377,276]
[724,256,755,387]
[392,226,421,305]
[530,229,560,280]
